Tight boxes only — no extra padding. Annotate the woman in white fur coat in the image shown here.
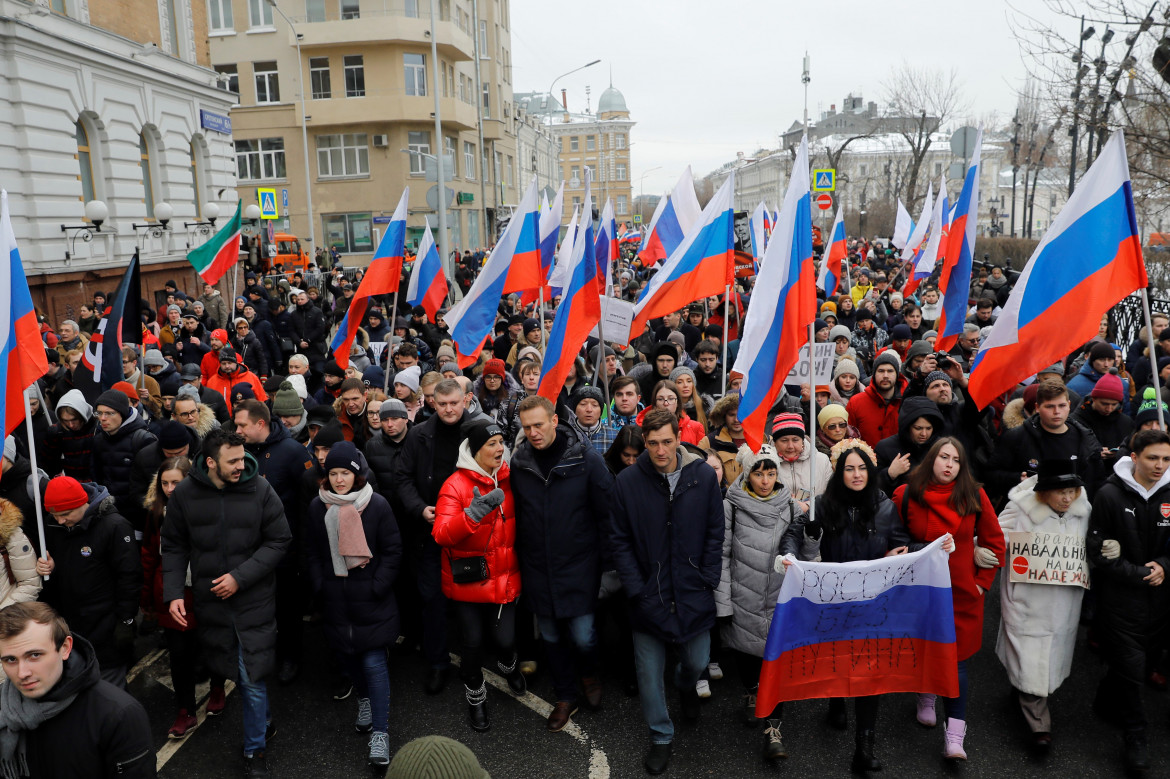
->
[994,459,1091,748]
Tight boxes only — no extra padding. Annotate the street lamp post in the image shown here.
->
[429,0,450,282]
[1068,17,1096,197]
[267,0,316,249]
[545,59,601,125]
[1084,28,1114,171]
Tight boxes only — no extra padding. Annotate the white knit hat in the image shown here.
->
[736,443,781,476]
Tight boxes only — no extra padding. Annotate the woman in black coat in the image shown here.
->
[306,441,402,769]
[797,438,911,774]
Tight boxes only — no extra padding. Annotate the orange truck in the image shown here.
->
[262,233,312,274]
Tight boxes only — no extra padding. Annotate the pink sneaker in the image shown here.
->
[943,718,967,760]
[916,693,937,727]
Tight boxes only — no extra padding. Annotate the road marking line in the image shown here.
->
[156,679,238,772]
[455,656,611,779]
[127,648,166,684]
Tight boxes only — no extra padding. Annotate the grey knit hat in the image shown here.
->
[905,340,934,363]
[379,398,409,420]
[669,366,696,385]
[2,436,14,464]
[142,349,166,369]
[175,384,201,403]
[829,325,852,342]
[387,735,490,779]
[440,362,461,374]
[872,351,901,374]
[833,358,860,379]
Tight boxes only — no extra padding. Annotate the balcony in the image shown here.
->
[307,94,478,132]
[481,118,507,141]
[291,12,474,61]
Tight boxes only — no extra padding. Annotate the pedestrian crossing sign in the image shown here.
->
[812,169,835,192]
[257,188,279,220]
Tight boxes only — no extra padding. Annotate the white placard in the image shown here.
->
[785,342,835,384]
[591,297,636,344]
[369,341,388,364]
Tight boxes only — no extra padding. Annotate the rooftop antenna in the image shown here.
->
[585,85,591,114]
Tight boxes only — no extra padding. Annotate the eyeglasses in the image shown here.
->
[825,422,848,431]
[122,359,134,364]
[95,410,120,418]
[176,409,199,419]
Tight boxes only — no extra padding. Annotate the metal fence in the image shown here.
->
[1108,293,1170,350]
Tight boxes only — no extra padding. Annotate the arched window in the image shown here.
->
[75,121,95,203]
[140,131,156,218]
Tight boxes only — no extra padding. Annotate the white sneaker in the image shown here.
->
[695,679,712,699]
[707,662,724,681]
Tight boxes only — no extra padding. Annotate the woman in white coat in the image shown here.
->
[994,459,1090,749]
[769,413,831,512]
[0,497,42,608]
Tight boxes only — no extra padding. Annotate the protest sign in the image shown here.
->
[784,342,834,385]
[1006,531,1090,589]
[591,297,635,344]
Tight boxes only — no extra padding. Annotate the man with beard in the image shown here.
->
[178,363,230,423]
[692,342,722,397]
[846,352,907,447]
[313,361,347,405]
[205,348,267,414]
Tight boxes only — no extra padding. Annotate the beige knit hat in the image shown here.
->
[387,735,490,779]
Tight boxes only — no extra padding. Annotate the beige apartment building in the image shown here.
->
[209,0,520,262]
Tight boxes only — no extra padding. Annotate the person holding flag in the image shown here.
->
[187,201,243,286]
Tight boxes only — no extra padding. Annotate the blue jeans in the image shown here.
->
[237,645,271,755]
[942,659,969,721]
[537,614,598,703]
[631,630,710,744]
[346,648,391,733]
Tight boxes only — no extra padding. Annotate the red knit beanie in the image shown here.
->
[112,381,138,401]
[44,476,88,512]
[1090,372,1125,402]
[483,359,506,379]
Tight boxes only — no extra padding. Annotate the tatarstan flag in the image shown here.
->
[187,200,242,284]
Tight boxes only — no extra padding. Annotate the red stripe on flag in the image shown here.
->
[200,231,242,285]
[4,309,49,436]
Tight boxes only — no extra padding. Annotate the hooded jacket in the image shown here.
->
[161,453,291,683]
[874,396,944,494]
[432,441,521,605]
[90,407,157,529]
[846,373,908,446]
[609,448,725,643]
[41,483,140,668]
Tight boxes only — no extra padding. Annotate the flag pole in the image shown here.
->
[384,285,401,397]
[806,321,816,535]
[22,390,48,580]
[538,287,546,353]
[721,284,730,394]
[1140,287,1166,429]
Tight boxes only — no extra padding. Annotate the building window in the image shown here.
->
[344,55,365,97]
[163,0,181,54]
[404,53,426,96]
[317,133,369,178]
[190,139,205,216]
[215,64,239,95]
[481,82,490,118]
[445,136,457,177]
[570,165,579,181]
[505,155,513,187]
[50,0,66,13]
[569,136,579,152]
[254,61,280,103]
[248,0,273,28]
[859,164,867,176]
[478,19,487,54]
[75,121,95,203]
[934,162,943,176]
[139,132,156,218]
[208,0,233,30]
[324,213,373,253]
[438,0,449,20]
[235,138,286,181]
[464,142,475,180]
[404,0,418,17]
[616,163,627,180]
[407,131,430,175]
[309,57,330,99]
[340,0,360,19]
[586,135,595,152]
[617,195,628,215]
[572,196,580,207]
[306,0,325,21]
[616,133,626,150]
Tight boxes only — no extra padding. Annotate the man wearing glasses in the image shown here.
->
[90,389,157,540]
[120,346,161,419]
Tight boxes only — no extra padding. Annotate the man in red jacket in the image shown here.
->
[846,352,907,446]
[205,348,267,414]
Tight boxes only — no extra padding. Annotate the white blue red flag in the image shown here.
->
[548,204,579,298]
[892,198,915,251]
[0,191,49,436]
[594,198,617,294]
[630,174,735,338]
[331,188,408,367]
[935,129,983,352]
[756,537,959,713]
[818,205,846,298]
[405,218,447,321]
[521,183,565,306]
[637,166,702,267]
[969,130,1147,409]
[732,137,816,453]
[749,201,769,260]
[445,178,543,367]
[903,178,948,299]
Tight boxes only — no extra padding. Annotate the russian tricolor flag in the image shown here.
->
[594,197,618,294]
[521,183,565,306]
[548,204,579,298]
[445,177,543,367]
[629,174,735,339]
[818,205,846,298]
[935,129,983,352]
[749,201,770,261]
[903,178,948,299]
[731,137,816,452]
[756,537,958,713]
[637,166,702,268]
[405,218,448,321]
[0,190,50,437]
[538,199,600,402]
[899,187,933,262]
[969,130,1148,409]
[331,188,408,367]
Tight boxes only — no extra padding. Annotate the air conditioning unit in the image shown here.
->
[372,134,389,148]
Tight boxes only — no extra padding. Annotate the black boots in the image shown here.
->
[498,656,527,696]
[828,697,848,730]
[465,683,489,732]
[851,729,882,773]
[1124,729,1150,773]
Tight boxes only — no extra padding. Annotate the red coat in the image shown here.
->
[636,407,706,446]
[433,454,521,605]
[894,483,1005,660]
[846,376,908,446]
[141,519,196,633]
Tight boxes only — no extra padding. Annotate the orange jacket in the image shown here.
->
[205,365,268,414]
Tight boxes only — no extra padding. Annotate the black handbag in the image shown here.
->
[447,511,496,584]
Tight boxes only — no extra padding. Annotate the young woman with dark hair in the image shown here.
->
[604,424,645,476]
[893,437,1005,762]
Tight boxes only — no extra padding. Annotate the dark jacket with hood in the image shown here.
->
[1072,397,1134,471]
[41,483,140,669]
[161,453,291,683]
[392,410,471,530]
[230,328,269,377]
[245,419,314,570]
[291,300,328,361]
[91,408,157,528]
[987,413,1103,501]
[21,634,156,778]
[510,424,614,619]
[127,424,202,514]
[874,396,944,494]
[609,448,725,643]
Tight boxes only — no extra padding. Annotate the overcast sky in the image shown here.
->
[511,0,1054,195]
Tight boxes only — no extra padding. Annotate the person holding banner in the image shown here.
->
[797,438,912,772]
[995,460,1090,750]
[1087,429,1170,774]
[893,438,1003,762]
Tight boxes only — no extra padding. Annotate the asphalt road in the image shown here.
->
[127,578,1170,778]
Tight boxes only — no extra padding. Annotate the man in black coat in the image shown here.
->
[291,290,328,374]
[608,410,724,775]
[162,428,291,775]
[37,478,139,689]
[392,378,470,694]
[233,400,314,686]
[510,396,614,731]
[1086,429,1170,773]
[1071,372,1135,475]
[0,603,155,778]
[178,363,230,423]
[90,390,157,538]
[128,420,201,514]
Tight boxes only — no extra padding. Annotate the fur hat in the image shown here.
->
[736,443,781,476]
[828,438,878,470]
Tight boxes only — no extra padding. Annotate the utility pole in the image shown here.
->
[429,0,450,280]
[471,0,487,247]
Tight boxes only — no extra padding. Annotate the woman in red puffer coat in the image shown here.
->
[433,419,524,733]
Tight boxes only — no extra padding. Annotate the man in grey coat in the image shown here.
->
[162,427,291,777]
